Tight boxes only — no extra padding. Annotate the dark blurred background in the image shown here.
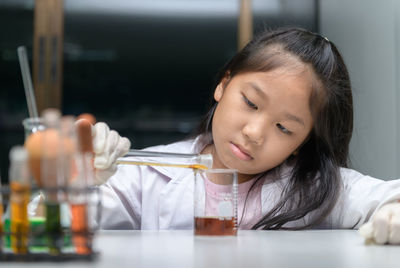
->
[0,0,318,183]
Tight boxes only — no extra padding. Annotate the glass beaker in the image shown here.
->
[22,117,45,139]
[194,169,238,236]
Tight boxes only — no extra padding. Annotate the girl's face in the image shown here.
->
[206,67,315,182]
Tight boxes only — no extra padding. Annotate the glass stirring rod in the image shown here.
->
[116,150,213,170]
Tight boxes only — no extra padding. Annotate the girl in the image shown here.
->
[91,27,400,244]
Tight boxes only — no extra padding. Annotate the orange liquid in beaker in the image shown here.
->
[71,203,91,254]
[194,217,237,236]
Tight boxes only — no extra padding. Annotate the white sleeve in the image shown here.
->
[330,168,400,229]
[98,164,142,230]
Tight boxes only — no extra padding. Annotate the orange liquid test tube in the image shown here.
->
[70,119,94,255]
[70,203,89,254]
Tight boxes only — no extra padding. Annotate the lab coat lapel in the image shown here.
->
[137,134,211,229]
[145,135,210,229]
[157,167,195,229]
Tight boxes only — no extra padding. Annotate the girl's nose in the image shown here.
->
[242,121,265,145]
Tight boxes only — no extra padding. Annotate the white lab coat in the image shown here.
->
[98,135,400,230]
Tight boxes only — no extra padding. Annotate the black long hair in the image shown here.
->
[196,27,353,230]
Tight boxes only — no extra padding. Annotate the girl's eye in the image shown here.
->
[276,123,292,135]
[242,95,258,110]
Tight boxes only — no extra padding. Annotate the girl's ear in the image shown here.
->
[214,75,230,102]
[214,83,224,102]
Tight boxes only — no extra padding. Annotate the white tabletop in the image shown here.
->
[3,230,400,268]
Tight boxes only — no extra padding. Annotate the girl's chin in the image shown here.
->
[222,158,260,175]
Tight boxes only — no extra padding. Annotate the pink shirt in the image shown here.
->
[204,175,264,230]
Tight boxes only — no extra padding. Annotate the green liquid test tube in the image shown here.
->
[45,202,62,254]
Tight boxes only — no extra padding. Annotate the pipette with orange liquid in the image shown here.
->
[117,150,213,170]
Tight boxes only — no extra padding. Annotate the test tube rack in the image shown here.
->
[0,185,101,262]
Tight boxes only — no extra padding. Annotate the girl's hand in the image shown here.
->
[92,122,131,185]
[359,202,400,244]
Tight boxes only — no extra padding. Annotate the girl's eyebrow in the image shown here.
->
[284,113,305,128]
[247,82,267,99]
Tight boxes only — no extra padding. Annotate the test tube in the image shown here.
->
[9,146,31,254]
[58,116,77,251]
[41,109,63,254]
[120,150,213,170]
[69,119,93,255]
[0,174,3,253]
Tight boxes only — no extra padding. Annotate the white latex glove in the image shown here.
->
[92,122,131,185]
[359,202,400,244]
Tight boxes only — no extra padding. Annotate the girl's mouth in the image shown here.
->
[229,142,253,161]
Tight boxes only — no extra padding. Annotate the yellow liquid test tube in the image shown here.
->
[10,182,30,254]
[9,146,31,254]
[0,178,3,253]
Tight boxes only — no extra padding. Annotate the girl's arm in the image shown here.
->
[359,202,400,244]
[330,168,400,243]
